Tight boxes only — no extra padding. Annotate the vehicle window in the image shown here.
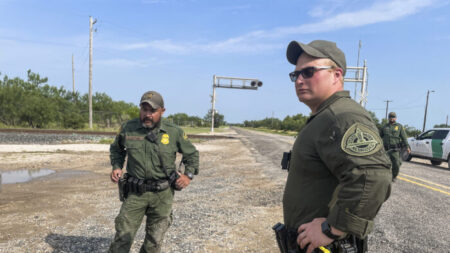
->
[419,130,435,139]
[432,130,449,140]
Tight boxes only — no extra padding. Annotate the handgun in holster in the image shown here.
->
[272,222,289,253]
[272,222,300,253]
[118,173,129,202]
[281,151,291,171]
[168,170,182,191]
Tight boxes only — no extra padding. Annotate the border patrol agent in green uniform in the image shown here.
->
[380,112,410,181]
[108,91,199,253]
[278,40,391,253]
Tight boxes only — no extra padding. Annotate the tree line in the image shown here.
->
[0,70,225,129]
[241,111,426,137]
[2,70,441,132]
[166,109,225,128]
[242,114,308,132]
[0,70,139,129]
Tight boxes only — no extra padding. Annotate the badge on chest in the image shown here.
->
[161,134,170,145]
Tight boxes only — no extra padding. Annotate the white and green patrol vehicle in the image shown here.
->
[402,128,450,168]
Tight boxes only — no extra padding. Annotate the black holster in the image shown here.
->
[385,143,402,151]
[118,173,129,202]
[273,223,288,253]
[281,151,291,171]
[272,223,301,253]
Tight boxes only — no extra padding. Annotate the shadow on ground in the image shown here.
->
[45,233,111,252]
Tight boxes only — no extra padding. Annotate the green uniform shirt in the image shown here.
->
[110,118,199,180]
[283,91,392,238]
[380,122,410,150]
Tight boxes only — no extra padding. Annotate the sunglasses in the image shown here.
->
[289,66,333,82]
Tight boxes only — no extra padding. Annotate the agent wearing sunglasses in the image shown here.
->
[379,112,410,182]
[281,40,391,253]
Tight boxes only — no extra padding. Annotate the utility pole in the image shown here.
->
[446,115,448,127]
[354,40,362,100]
[384,100,392,120]
[211,75,217,133]
[89,16,97,129]
[422,90,435,132]
[271,111,274,129]
[72,54,75,94]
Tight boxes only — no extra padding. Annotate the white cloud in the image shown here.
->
[308,0,353,18]
[114,0,437,54]
[257,0,435,37]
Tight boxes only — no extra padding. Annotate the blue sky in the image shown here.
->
[1,0,449,130]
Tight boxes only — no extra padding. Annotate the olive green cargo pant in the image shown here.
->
[387,150,401,179]
[109,188,174,253]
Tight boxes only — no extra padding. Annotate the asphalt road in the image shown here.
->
[233,127,450,253]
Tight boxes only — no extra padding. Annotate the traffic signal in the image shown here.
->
[250,80,263,87]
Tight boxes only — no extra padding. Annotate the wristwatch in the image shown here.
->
[321,220,341,240]
[184,171,194,180]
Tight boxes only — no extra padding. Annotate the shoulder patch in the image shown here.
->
[183,131,188,140]
[341,123,382,156]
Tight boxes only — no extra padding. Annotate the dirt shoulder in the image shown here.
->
[0,135,283,252]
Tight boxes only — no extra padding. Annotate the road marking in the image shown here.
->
[399,173,450,190]
[397,176,450,196]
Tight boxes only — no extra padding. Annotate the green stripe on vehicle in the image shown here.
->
[431,139,443,159]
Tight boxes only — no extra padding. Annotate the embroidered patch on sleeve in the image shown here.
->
[183,132,188,140]
[341,123,382,156]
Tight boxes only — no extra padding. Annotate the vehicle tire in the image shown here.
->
[430,160,442,166]
[401,148,412,161]
[448,156,450,169]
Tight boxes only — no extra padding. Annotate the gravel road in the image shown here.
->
[233,127,450,253]
[1,128,448,253]
[0,129,284,253]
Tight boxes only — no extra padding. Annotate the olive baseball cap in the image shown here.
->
[388,112,396,118]
[140,91,164,109]
[286,40,347,76]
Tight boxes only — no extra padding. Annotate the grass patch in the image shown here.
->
[242,127,298,136]
[188,138,204,143]
[98,138,115,144]
[181,126,226,134]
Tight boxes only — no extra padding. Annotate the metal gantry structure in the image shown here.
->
[344,60,368,107]
[210,75,262,132]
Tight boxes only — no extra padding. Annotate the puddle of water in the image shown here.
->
[0,168,55,184]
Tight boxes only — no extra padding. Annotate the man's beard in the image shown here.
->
[141,117,159,129]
